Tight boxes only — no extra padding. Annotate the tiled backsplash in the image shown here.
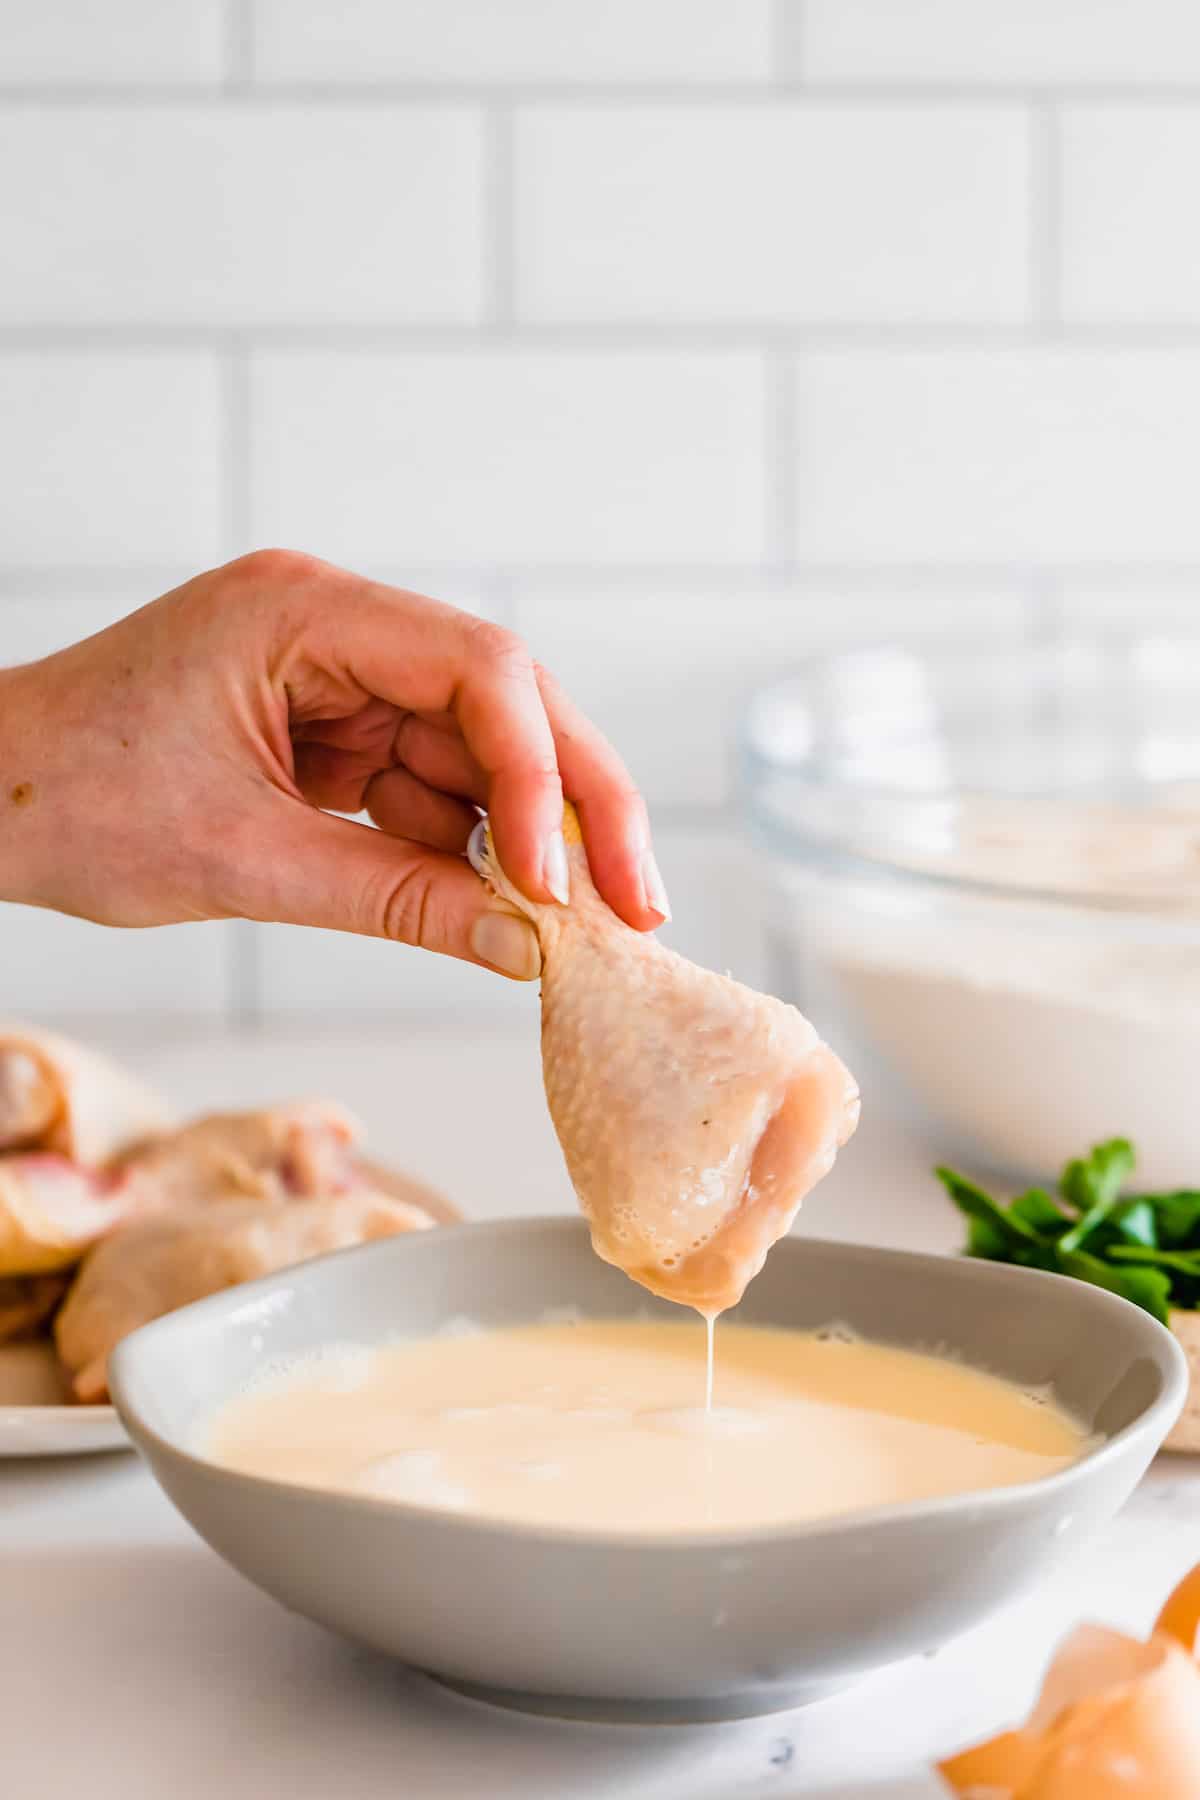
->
[1,1,1197,1024]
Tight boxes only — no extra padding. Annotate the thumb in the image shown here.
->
[244,806,543,980]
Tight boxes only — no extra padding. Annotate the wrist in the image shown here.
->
[0,662,52,908]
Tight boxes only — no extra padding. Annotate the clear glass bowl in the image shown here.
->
[740,638,1200,1185]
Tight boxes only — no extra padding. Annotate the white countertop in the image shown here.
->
[6,1023,1200,1798]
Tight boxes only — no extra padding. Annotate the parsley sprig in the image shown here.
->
[936,1138,1200,1327]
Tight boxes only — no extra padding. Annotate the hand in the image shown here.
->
[0,551,670,980]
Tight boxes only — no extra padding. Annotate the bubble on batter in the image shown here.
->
[438,1314,485,1339]
[566,1406,633,1426]
[540,1304,585,1326]
[812,1321,859,1346]
[357,1448,470,1510]
[513,1459,563,1480]
[642,1406,770,1439]
[247,1339,373,1397]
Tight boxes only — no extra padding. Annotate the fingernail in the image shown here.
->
[640,849,672,923]
[543,829,570,906]
[470,911,542,981]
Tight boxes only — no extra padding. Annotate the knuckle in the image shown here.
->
[467,618,532,676]
[230,546,326,589]
[375,861,437,949]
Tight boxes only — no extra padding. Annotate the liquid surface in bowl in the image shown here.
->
[202,1319,1091,1534]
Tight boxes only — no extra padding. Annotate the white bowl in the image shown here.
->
[110,1219,1185,1722]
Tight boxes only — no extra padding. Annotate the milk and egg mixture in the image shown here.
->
[204,1319,1090,1533]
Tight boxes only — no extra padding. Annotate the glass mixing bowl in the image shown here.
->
[740,637,1200,1185]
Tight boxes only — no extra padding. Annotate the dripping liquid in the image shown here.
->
[703,1311,716,1414]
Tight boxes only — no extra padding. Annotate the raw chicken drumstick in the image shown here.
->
[55,1101,451,1399]
[0,1024,170,1162]
[0,1153,134,1278]
[470,805,859,1314]
[56,1186,436,1403]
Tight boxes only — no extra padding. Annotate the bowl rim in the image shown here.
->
[109,1218,1189,1554]
[740,637,1200,920]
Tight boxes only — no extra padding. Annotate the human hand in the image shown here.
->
[0,551,670,980]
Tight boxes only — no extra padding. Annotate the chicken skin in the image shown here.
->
[0,1024,170,1163]
[56,1186,436,1403]
[473,806,859,1314]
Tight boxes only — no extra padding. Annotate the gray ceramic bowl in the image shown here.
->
[110,1220,1186,1722]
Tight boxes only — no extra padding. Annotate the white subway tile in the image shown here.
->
[1058,587,1200,635]
[0,905,234,1016]
[0,353,224,566]
[0,591,167,666]
[0,579,487,675]
[517,103,1031,324]
[254,0,771,84]
[803,0,1200,85]
[1062,107,1200,323]
[251,351,765,564]
[0,0,226,85]
[515,583,1030,808]
[0,106,483,326]
[791,351,1200,564]
[652,826,768,989]
[253,825,764,1019]
[255,921,542,1019]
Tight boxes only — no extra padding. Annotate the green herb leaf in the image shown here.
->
[1056,1139,1136,1252]
[1109,1244,1200,1276]
[1057,1248,1173,1326]
[1107,1198,1157,1249]
[1149,1191,1200,1249]
[935,1168,1040,1251]
[1008,1188,1072,1237]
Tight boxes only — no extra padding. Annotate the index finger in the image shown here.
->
[534,663,669,932]
[271,561,567,907]
[452,620,566,907]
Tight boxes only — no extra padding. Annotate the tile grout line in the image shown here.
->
[3,80,1200,103]
[1026,570,1065,646]
[484,105,517,326]
[9,322,1200,349]
[1030,99,1063,333]
[8,560,1200,591]
[222,338,262,1030]
[224,0,255,93]
[770,0,806,89]
[483,570,517,628]
[765,350,798,571]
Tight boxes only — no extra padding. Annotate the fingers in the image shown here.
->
[292,741,380,814]
[277,577,566,908]
[392,713,487,805]
[245,800,542,980]
[452,623,566,907]
[364,765,477,855]
[535,664,669,931]
[259,563,658,922]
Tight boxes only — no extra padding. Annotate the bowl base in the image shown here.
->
[424,1670,847,1723]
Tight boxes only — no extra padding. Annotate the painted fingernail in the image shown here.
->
[543,829,570,906]
[470,911,542,981]
[640,849,672,923]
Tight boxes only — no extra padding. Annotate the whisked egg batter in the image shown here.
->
[203,1318,1092,1535]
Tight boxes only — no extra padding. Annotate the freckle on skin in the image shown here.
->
[9,783,33,807]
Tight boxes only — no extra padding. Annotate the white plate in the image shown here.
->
[0,1343,128,1456]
